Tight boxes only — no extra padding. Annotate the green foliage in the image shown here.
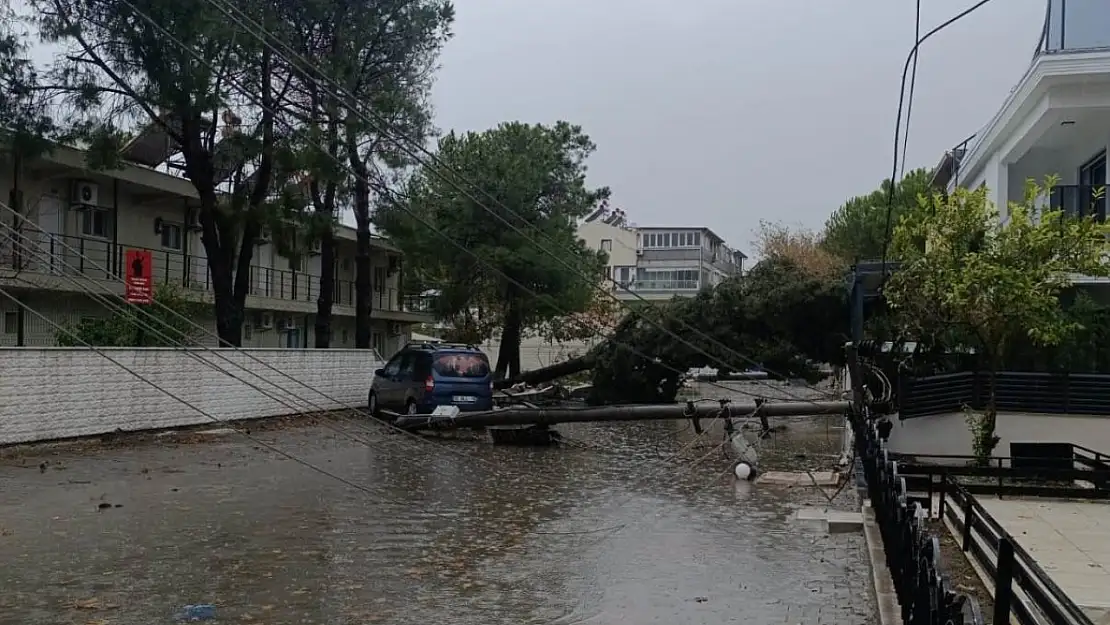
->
[587,257,848,404]
[886,178,1110,460]
[823,168,934,262]
[376,121,609,376]
[56,284,209,347]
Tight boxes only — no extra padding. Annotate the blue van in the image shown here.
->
[367,342,495,417]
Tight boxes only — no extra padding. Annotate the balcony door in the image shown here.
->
[1079,151,1106,220]
[35,196,65,274]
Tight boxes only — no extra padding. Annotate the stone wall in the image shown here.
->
[0,348,382,445]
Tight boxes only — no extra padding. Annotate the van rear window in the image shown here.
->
[433,353,490,378]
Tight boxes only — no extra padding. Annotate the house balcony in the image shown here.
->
[1040,0,1110,54]
[1048,184,1106,220]
[0,233,434,322]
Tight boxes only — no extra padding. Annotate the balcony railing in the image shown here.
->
[1040,0,1110,54]
[630,279,700,291]
[1048,184,1106,220]
[0,232,431,314]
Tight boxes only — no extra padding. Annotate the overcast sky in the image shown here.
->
[431,0,1047,251]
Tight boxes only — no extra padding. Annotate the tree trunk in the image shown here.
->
[346,122,373,350]
[315,230,336,347]
[495,296,523,379]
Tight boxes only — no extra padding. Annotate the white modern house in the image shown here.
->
[935,1,1110,224]
[0,141,432,352]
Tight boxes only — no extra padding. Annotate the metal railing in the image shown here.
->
[853,411,1110,624]
[1040,0,1110,54]
[1048,185,1106,221]
[899,370,1110,419]
[851,411,987,624]
[1,232,432,313]
[630,279,700,291]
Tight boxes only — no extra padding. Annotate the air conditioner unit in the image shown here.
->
[388,322,402,335]
[186,209,202,231]
[635,248,643,256]
[71,180,98,208]
[277,316,295,332]
[257,312,274,330]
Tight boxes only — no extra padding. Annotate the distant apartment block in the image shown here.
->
[1,141,432,354]
[576,207,746,302]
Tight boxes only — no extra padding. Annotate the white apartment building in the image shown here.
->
[936,1,1110,225]
[576,208,746,302]
[0,142,432,353]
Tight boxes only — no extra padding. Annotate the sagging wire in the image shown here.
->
[0,220,762,543]
[189,0,843,406]
[879,0,1001,285]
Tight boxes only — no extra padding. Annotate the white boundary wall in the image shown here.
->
[0,348,382,445]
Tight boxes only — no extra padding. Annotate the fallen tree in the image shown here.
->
[496,257,850,403]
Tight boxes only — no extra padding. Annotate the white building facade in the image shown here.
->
[576,211,746,302]
[941,1,1110,225]
[0,143,432,354]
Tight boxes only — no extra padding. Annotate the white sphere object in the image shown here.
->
[734,462,753,480]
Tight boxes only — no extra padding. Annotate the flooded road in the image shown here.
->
[0,384,874,625]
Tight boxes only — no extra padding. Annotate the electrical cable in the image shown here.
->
[100,0,835,408]
[0,204,773,417]
[0,240,747,541]
[899,0,922,182]
[0,213,779,513]
[186,0,840,403]
[0,220,543,490]
[879,0,1000,284]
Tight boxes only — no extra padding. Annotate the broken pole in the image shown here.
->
[392,400,849,431]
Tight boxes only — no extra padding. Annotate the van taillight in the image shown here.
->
[424,376,435,392]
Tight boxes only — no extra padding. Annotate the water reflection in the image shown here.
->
[0,415,872,625]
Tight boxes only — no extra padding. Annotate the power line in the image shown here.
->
[103,0,834,407]
[879,0,1000,282]
[0,223,752,543]
[186,0,840,403]
[0,209,772,502]
[899,0,922,183]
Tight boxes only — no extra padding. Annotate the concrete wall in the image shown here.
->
[0,347,383,445]
[885,411,1110,458]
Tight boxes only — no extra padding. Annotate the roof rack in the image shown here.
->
[402,340,481,352]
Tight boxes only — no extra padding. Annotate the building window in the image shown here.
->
[2,312,17,334]
[342,329,349,343]
[374,267,387,294]
[600,239,612,252]
[243,322,253,342]
[633,268,700,290]
[160,223,183,250]
[372,332,386,357]
[604,266,612,281]
[616,266,635,286]
[81,208,110,238]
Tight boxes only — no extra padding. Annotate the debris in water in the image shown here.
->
[174,604,216,621]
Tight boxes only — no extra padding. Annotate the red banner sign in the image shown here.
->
[124,248,154,304]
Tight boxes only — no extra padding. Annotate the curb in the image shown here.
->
[861,500,902,625]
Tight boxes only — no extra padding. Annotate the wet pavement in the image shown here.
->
[0,382,875,625]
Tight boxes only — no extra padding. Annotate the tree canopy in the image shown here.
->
[823,168,934,262]
[587,256,848,404]
[375,121,609,378]
[885,178,1110,458]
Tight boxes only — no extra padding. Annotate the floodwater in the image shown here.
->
[0,383,874,625]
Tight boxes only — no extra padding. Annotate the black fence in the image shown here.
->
[851,410,986,624]
[852,411,1110,625]
[899,370,1110,419]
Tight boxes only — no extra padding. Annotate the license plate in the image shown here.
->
[452,395,477,403]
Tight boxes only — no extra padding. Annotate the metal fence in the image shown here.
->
[851,410,987,624]
[854,411,1110,624]
[899,371,1110,419]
